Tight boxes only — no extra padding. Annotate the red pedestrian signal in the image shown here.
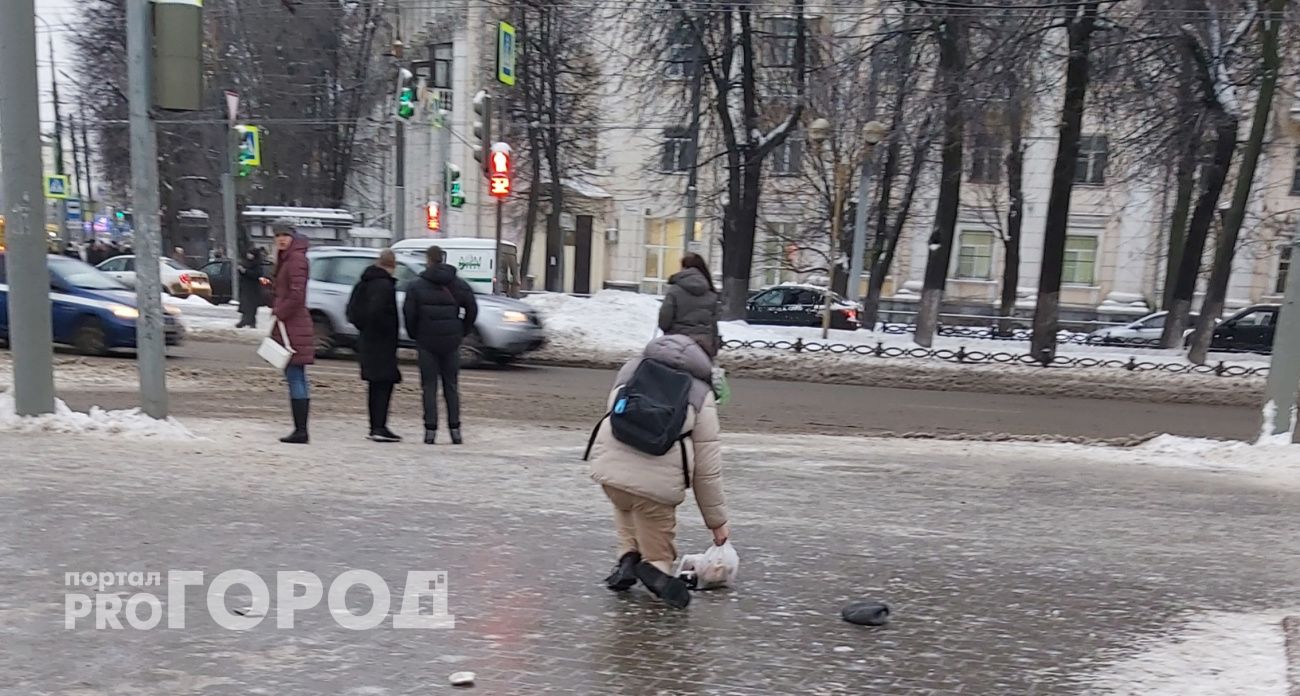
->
[489,149,510,198]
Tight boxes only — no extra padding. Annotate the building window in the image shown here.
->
[757,222,796,286]
[762,17,800,68]
[660,127,691,173]
[771,136,803,176]
[1075,135,1108,186]
[955,230,994,280]
[968,132,1002,184]
[1062,235,1099,285]
[432,43,453,89]
[642,218,686,293]
[1291,146,1300,196]
[1277,245,1293,294]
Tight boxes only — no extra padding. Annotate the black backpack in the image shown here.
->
[584,359,695,488]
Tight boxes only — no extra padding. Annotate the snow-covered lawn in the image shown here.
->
[523,290,1269,369]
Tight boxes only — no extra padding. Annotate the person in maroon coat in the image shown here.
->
[270,225,316,443]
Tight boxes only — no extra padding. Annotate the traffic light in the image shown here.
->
[472,90,492,175]
[488,143,511,198]
[395,68,415,120]
[425,201,441,232]
[445,163,464,208]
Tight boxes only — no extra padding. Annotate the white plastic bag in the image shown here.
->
[675,541,739,590]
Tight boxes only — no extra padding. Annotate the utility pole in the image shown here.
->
[681,37,705,256]
[394,40,408,242]
[0,0,56,415]
[68,115,85,237]
[79,104,94,221]
[1263,231,1300,440]
[126,0,169,418]
[222,90,239,265]
[47,28,68,245]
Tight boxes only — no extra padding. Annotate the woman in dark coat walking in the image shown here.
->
[236,247,266,328]
[347,249,403,442]
[658,253,721,357]
[270,225,315,444]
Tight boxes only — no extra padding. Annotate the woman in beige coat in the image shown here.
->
[587,335,730,608]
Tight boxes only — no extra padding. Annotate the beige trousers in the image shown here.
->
[603,485,678,573]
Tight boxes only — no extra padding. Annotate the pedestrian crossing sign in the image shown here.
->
[44,175,70,199]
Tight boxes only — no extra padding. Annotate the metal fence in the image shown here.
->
[720,338,1269,378]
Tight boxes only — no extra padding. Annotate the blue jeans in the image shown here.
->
[285,365,309,400]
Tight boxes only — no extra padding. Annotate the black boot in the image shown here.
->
[449,426,463,445]
[370,427,402,443]
[424,428,437,445]
[634,561,691,608]
[604,551,641,591]
[280,399,309,444]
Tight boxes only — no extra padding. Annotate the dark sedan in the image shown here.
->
[746,285,860,330]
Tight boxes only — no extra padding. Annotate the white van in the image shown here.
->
[390,237,520,296]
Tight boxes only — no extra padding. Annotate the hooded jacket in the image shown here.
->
[659,267,721,357]
[270,233,315,366]
[588,335,728,530]
[402,263,479,354]
[347,264,402,383]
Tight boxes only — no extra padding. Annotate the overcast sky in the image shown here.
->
[34,0,83,134]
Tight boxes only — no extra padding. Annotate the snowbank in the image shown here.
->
[0,392,194,440]
[523,291,1267,368]
[164,294,218,308]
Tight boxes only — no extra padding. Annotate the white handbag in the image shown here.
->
[257,321,294,370]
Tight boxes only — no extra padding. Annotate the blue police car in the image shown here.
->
[0,253,185,354]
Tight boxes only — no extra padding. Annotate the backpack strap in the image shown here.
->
[678,431,693,489]
[583,412,610,461]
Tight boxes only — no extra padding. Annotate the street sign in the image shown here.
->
[65,199,82,221]
[497,22,516,86]
[235,125,261,167]
[44,175,71,199]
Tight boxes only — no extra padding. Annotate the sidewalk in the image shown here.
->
[1,416,1297,694]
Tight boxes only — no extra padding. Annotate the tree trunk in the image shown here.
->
[914,14,965,347]
[518,9,541,289]
[1163,132,1198,311]
[1159,113,1238,348]
[1030,3,1098,360]
[862,114,934,330]
[1188,0,1286,364]
[998,71,1027,335]
[542,6,566,293]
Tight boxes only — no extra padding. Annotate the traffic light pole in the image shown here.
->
[0,0,56,415]
[222,124,239,267]
[395,119,406,242]
[48,30,69,245]
[126,0,169,419]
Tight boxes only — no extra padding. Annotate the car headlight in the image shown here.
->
[111,304,140,320]
[502,310,528,323]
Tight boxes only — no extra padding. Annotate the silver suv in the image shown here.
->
[305,247,545,367]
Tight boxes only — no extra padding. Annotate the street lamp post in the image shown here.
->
[808,118,889,340]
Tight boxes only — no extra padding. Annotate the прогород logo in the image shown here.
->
[63,569,455,630]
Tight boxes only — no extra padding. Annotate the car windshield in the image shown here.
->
[49,256,127,290]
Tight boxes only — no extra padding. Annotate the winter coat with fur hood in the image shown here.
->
[588,335,728,530]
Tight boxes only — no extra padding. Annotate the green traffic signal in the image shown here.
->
[397,87,415,120]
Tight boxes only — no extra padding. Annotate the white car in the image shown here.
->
[1088,311,1200,345]
[96,255,213,300]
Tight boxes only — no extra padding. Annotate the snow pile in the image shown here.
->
[525,290,663,354]
[165,295,218,308]
[1138,434,1300,476]
[1080,609,1291,695]
[165,298,271,339]
[0,392,195,440]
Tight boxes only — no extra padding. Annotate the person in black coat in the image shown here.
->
[348,249,404,442]
[402,245,478,445]
[236,247,266,328]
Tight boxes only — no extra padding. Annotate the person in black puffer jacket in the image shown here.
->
[403,245,478,445]
[347,249,403,443]
[659,253,721,357]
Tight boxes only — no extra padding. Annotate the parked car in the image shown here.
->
[746,284,860,330]
[304,247,546,367]
[1189,304,1280,354]
[96,255,213,300]
[1088,311,1201,345]
[0,254,184,355]
[197,257,273,305]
